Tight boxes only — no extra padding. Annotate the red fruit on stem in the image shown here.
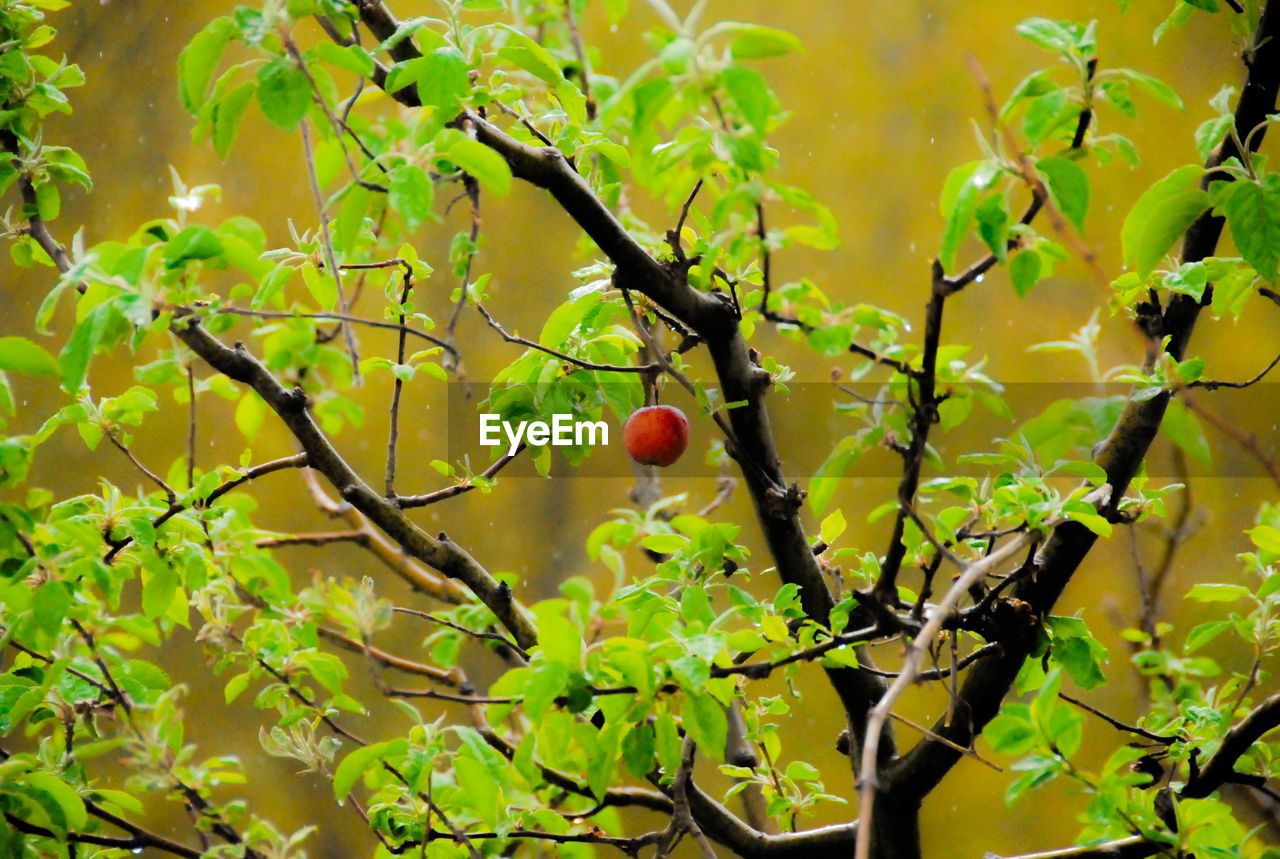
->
[623,405,690,467]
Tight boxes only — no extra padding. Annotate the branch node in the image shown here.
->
[281,386,308,413]
[762,482,806,520]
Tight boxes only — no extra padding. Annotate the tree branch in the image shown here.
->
[888,0,1280,807]
[985,837,1160,859]
[171,317,538,650]
[349,0,894,779]
[1183,689,1280,798]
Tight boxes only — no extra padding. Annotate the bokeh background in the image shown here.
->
[3,1,1278,856]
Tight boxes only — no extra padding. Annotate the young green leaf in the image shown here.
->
[440,136,513,196]
[256,59,311,130]
[1215,173,1280,281]
[0,337,60,377]
[389,163,434,229]
[1121,165,1208,278]
[1036,155,1090,230]
[179,17,235,113]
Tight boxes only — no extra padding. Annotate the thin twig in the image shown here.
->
[384,687,519,705]
[1182,392,1280,488]
[318,626,457,685]
[563,0,594,118]
[103,453,308,563]
[201,306,457,354]
[942,58,1095,295]
[394,605,529,660]
[254,529,366,548]
[283,34,387,193]
[395,445,524,508]
[445,178,482,355]
[186,364,197,489]
[300,120,362,379]
[385,263,414,496]
[1188,350,1280,390]
[104,428,177,504]
[888,711,1003,772]
[477,302,658,373]
[1058,692,1180,744]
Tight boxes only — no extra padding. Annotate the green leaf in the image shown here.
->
[1184,583,1250,602]
[22,773,87,832]
[412,47,470,121]
[640,534,687,554]
[440,135,513,195]
[522,661,567,720]
[35,182,60,221]
[723,23,803,59]
[976,194,1011,261]
[301,264,339,310]
[985,705,1037,755]
[1247,525,1280,553]
[235,391,266,440]
[1062,501,1112,537]
[1045,616,1108,691]
[334,183,371,253]
[1215,174,1280,281]
[224,671,251,704]
[454,755,502,826]
[212,81,255,160]
[1195,115,1234,163]
[142,565,179,619]
[1009,249,1042,297]
[1037,155,1090,230]
[939,161,998,272]
[179,17,235,113]
[721,65,773,133]
[1121,165,1208,278]
[1161,398,1211,466]
[33,580,69,635]
[681,692,728,758]
[59,303,110,394]
[389,163,434,229]
[820,509,847,544]
[496,24,564,84]
[256,59,311,130]
[0,337,60,377]
[1185,620,1233,652]
[333,739,405,800]
[536,612,584,667]
[311,42,376,77]
[809,435,862,514]
[88,788,143,815]
[164,225,224,267]
[1108,68,1183,110]
[539,291,601,347]
[1015,18,1075,53]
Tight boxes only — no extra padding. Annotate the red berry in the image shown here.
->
[623,405,690,467]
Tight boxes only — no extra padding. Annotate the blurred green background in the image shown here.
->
[3,1,1278,856]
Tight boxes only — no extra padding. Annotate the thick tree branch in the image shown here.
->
[682,777,859,858]
[1183,689,1280,798]
[888,0,1280,805]
[347,0,893,772]
[171,317,538,650]
[855,507,1106,859]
